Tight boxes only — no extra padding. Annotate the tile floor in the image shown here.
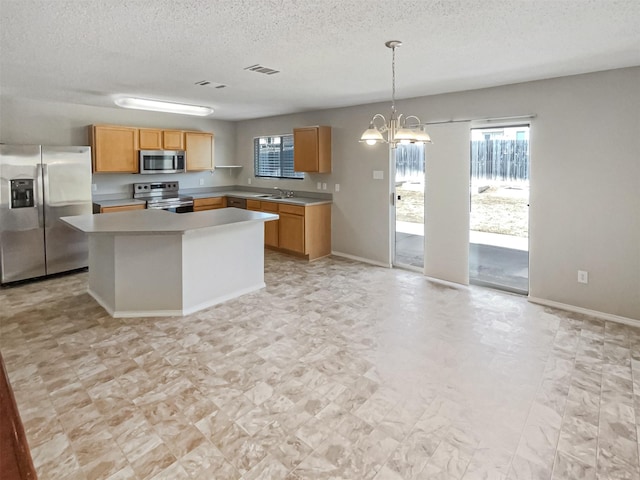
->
[1,251,639,480]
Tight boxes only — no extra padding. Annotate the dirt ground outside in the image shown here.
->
[396,181,529,238]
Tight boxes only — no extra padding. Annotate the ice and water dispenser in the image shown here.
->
[10,179,35,208]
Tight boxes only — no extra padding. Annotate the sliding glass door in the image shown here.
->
[393,143,426,270]
[469,125,530,293]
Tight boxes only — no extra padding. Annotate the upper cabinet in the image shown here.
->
[89,124,214,173]
[184,131,214,171]
[90,125,139,173]
[293,126,331,173]
[139,129,185,150]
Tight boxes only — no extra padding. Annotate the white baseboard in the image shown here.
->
[528,296,640,329]
[424,275,469,290]
[182,283,265,316]
[331,251,391,268]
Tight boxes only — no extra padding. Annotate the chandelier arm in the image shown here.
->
[404,115,423,127]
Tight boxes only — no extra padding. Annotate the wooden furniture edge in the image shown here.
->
[0,351,37,479]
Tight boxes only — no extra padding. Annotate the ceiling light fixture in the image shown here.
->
[114,97,214,116]
[360,41,431,148]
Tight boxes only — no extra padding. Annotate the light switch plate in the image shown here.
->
[335,184,340,192]
[373,170,384,180]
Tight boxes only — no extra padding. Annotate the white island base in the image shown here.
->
[62,208,277,317]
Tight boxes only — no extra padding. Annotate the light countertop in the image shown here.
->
[191,191,332,206]
[93,198,147,208]
[93,190,332,207]
[62,207,278,235]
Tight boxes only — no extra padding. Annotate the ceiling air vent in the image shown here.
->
[195,80,226,89]
[244,64,280,75]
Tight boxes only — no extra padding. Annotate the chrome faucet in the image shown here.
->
[274,187,295,198]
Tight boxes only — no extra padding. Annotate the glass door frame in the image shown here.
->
[390,144,426,272]
[468,122,531,295]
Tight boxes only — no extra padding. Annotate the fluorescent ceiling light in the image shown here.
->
[114,97,213,116]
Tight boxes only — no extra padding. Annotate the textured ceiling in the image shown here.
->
[1,0,639,121]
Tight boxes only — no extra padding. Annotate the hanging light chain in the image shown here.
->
[391,44,396,118]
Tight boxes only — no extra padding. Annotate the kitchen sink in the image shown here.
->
[255,194,272,197]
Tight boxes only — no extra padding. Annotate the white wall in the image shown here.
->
[0,96,238,195]
[235,67,640,320]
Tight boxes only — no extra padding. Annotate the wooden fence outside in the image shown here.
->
[395,140,529,183]
[471,139,529,181]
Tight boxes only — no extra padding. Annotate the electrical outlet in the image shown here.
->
[335,183,340,192]
[373,170,384,180]
[248,178,252,185]
[578,270,588,284]
[91,183,97,192]
[322,183,327,190]
[199,178,204,186]
[317,182,322,190]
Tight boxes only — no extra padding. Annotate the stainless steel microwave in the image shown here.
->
[139,150,186,174]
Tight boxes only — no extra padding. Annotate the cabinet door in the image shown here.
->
[139,129,162,149]
[100,204,145,213]
[193,197,224,211]
[265,220,279,247]
[185,132,214,171]
[91,125,138,173]
[278,212,305,254]
[261,202,279,247]
[247,199,261,211]
[293,127,318,172]
[163,130,184,150]
[293,126,331,173]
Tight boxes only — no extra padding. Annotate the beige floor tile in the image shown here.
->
[1,252,639,479]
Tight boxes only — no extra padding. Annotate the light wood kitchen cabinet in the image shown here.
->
[247,200,279,248]
[293,126,331,173]
[99,204,146,214]
[247,199,261,211]
[261,202,279,248]
[194,197,226,211]
[230,196,330,260]
[278,207,305,254]
[184,132,214,171]
[90,125,139,173]
[138,129,185,150]
[138,129,162,150]
[163,130,184,150]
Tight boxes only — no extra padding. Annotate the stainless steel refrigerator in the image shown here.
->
[0,145,92,284]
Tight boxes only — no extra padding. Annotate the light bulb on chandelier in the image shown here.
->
[359,41,431,148]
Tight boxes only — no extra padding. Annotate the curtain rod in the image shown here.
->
[424,114,536,125]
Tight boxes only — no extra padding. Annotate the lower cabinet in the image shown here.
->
[261,202,279,248]
[246,199,330,260]
[99,204,145,213]
[193,197,226,211]
[278,205,305,254]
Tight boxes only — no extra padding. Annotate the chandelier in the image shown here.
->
[360,40,431,148]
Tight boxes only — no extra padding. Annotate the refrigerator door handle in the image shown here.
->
[36,163,45,228]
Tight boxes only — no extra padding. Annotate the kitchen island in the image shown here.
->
[61,208,278,318]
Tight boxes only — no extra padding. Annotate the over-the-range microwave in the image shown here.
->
[139,150,186,174]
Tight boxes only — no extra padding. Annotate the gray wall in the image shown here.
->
[0,96,238,195]
[235,67,640,320]
[1,67,638,320]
